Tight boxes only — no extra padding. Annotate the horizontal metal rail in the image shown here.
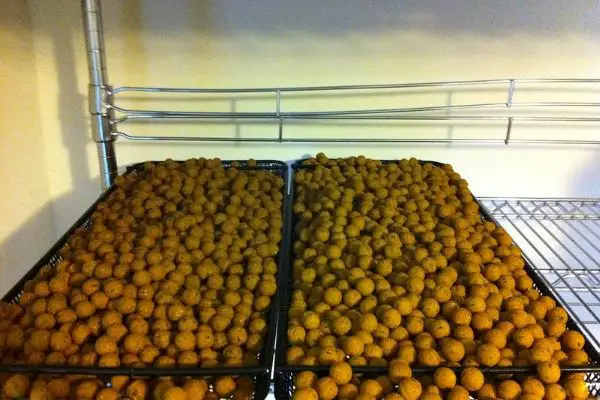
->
[106,78,600,144]
[111,78,600,94]
[110,106,600,123]
[110,132,600,146]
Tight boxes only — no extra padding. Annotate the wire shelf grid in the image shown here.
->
[481,198,600,351]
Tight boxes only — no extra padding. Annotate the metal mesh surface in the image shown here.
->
[481,198,600,353]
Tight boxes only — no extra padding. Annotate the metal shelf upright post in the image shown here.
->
[82,0,117,189]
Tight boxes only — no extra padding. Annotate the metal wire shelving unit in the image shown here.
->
[22,0,594,397]
[82,0,600,191]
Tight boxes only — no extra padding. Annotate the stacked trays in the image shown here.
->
[0,160,290,400]
[275,158,600,400]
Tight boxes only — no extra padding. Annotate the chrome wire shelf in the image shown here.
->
[481,198,600,351]
[106,78,600,145]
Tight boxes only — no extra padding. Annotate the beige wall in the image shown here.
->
[0,2,55,294]
[2,0,600,292]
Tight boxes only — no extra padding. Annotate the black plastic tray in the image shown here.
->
[275,371,600,400]
[0,159,291,400]
[275,158,600,400]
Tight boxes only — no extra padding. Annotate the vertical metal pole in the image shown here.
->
[82,0,117,190]
[504,80,516,145]
[276,90,283,142]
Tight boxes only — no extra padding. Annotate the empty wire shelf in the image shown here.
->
[480,198,600,352]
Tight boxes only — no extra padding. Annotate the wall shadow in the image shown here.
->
[570,150,600,198]
[0,202,55,297]
[0,0,103,299]
[0,174,100,297]
[28,1,105,232]
[0,1,55,296]
[116,0,148,86]
[52,4,91,194]
[108,0,600,37]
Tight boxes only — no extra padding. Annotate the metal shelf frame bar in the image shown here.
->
[107,79,600,147]
[82,0,117,190]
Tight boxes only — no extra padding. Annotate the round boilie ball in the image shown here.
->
[330,361,353,385]
[537,361,561,384]
[460,367,484,391]
[433,367,456,390]
[497,380,521,400]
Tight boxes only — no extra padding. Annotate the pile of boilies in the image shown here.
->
[287,154,590,399]
[3,375,253,400]
[0,158,284,399]
[291,361,589,400]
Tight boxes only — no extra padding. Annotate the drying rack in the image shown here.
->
[82,0,600,386]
